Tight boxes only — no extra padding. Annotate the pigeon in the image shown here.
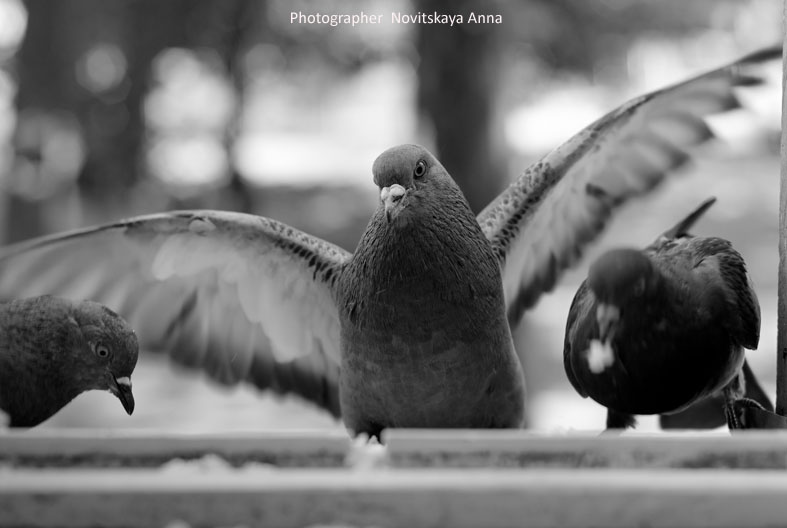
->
[0,46,776,436]
[0,295,138,427]
[563,197,765,430]
[339,145,526,434]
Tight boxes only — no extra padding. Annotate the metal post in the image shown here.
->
[776,0,787,416]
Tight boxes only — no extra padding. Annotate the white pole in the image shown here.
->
[776,0,787,415]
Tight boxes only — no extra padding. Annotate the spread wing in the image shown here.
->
[477,45,780,326]
[0,211,352,417]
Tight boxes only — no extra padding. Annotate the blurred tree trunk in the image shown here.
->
[10,0,155,241]
[9,0,256,245]
[165,0,257,213]
[80,0,255,214]
[9,0,74,242]
[416,0,507,214]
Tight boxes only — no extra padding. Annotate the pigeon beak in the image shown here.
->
[380,184,406,222]
[596,303,620,343]
[110,376,135,415]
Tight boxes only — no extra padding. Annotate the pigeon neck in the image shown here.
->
[0,316,85,427]
[357,200,496,285]
[0,371,82,427]
[342,200,504,334]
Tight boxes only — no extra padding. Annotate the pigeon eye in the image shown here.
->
[95,343,110,358]
[413,160,427,179]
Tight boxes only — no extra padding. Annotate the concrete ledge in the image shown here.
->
[0,429,352,468]
[3,468,787,527]
[383,430,787,469]
[4,429,787,469]
[4,430,787,526]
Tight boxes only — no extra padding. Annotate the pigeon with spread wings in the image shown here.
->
[0,46,778,436]
[563,197,766,430]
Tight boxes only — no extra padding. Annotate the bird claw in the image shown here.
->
[725,397,768,430]
[724,401,741,430]
[347,433,386,470]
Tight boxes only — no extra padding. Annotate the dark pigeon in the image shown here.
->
[339,146,525,435]
[0,46,776,437]
[563,197,766,430]
[0,295,138,427]
[659,359,773,430]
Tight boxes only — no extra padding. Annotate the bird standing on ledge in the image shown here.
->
[0,46,777,437]
[339,146,525,434]
[0,295,138,427]
[563,197,767,430]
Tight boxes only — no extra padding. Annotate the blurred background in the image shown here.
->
[0,0,780,432]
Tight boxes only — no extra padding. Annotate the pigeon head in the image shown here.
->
[372,144,460,224]
[0,296,140,427]
[587,248,659,341]
[70,300,139,415]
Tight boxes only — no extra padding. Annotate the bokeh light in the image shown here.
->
[75,43,127,94]
[0,0,27,58]
[144,47,235,193]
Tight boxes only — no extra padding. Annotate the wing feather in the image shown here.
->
[477,45,780,326]
[0,210,351,416]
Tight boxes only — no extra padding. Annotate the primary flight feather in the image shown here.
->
[0,46,777,435]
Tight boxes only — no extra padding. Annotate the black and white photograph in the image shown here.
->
[0,0,785,526]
